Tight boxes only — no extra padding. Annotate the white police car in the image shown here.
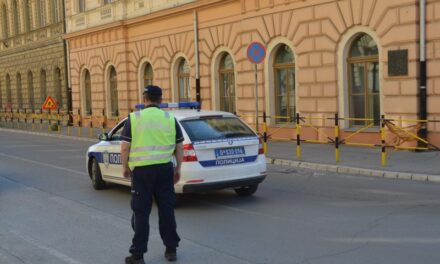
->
[86,103,267,196]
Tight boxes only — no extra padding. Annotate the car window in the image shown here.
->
[180,117,255,141]
[110,121,125,141]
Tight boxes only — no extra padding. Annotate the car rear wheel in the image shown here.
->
[90,158,106,190]
[234,184,258,196]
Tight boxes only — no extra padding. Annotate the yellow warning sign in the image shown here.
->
[42,96,58,110]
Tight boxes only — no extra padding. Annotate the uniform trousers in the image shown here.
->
[129,162,180,256]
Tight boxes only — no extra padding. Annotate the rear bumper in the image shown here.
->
[182,175,266,193]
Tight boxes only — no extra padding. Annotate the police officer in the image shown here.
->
[121,85,183,264]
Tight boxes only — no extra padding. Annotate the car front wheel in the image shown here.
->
[234,184,258,196]
[90,158,106,190]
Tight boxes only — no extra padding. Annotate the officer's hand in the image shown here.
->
[173,169,181,184]
[123,167,131,179]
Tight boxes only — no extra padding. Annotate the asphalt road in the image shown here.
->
[1,131,440,264]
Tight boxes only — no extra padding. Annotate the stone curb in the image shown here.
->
[0,127,96,143]
[2,127,438,184]
[266,157,439,184]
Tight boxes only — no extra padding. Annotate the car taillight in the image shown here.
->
[258,138,264,155]
[183,144,198,162]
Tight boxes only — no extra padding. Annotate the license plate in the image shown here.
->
[215,147,246,158]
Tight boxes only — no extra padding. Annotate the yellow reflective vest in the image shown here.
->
[128,107,176,169]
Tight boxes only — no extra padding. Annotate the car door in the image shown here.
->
[102,121,125,181]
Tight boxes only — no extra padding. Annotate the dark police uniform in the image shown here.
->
[121,105,183,259]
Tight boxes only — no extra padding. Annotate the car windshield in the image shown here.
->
[180,117,255,141]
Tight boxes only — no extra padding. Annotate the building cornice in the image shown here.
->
[0,37,64,58]
[64,0,235,40]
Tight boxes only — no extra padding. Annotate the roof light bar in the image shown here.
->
[135,102,200,110]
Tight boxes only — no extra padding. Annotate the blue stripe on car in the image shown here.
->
[88,152,103,163]
[199,156,258,167]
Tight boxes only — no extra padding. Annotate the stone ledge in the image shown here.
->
[412,174,428,182]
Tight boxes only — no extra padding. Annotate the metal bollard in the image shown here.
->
[381,115,387,167]
[58,110,61,133]
[262,112,268,154]
[296,113,301,160]
[89,119,93,138]
[78,109,82,137]
[48,116,51,132]
[335,113,340,162]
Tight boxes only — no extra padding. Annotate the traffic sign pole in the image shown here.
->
[247,42,266,133]
[254,63,259,132]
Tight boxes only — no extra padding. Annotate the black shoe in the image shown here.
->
[125,255,145,264]
[164,247,177,262]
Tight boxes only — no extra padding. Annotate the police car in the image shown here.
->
[86,102,267,196]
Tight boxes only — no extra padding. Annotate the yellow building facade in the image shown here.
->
[0,0,69,114]
[65,0,440,146]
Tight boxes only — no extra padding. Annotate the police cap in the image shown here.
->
[143,85,162,96]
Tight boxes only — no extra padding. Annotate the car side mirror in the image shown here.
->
[98,133,109,141]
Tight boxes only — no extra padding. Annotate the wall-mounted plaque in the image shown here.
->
[388,50,408,77]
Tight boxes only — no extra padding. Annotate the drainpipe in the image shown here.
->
[62,0,73,124]
[193,10,201,109]
[418,0,427,147]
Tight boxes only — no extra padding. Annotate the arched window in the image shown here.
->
[51,0,60,24]
[54,68,62,108]
[347,33,379,127]
[28,71,34,109]
[273,45,295,123]
[218,53,235,113]
[23,0,31,31]
[1,4,8,39]
[83,70,92,115]
[78,0,85,12]
[143,62,153,88]
[108,66,118,116]
[177,59,190,102]
[16,73,22,109]
[37,0,46,27]
[12,0,19,35]
[6,74,11,105]
[40,69,47,105]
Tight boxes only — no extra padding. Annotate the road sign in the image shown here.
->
[42,96,58,110]
[247,42,266,64]
[247,42,266,130]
